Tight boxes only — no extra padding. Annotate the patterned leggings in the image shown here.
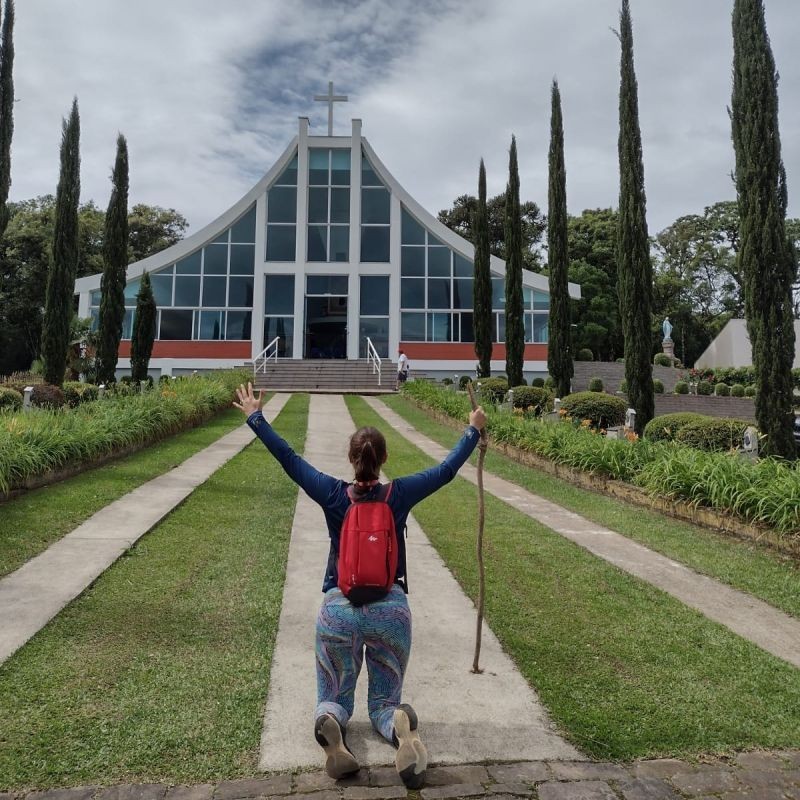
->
[315,585,412,742]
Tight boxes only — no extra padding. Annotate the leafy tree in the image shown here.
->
[439,193,546,272]
[473,159,492,378]
[504,135,524,387]
[130,271,156,382]
[41,99,80,387]
[96,134,129,384]
[0,0,14,239]
[731,0,797,458]
[616,0,654,434]
[128,204,188,262]
[547,80,573,397]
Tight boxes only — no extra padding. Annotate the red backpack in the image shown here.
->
[337,483,398,605]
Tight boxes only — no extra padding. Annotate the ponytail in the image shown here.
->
[348,426,387,482]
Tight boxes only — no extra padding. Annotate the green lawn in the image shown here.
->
[347,394,800,761]
[0,394,305,790]
[0,402,269,579]
[381,393,800,619]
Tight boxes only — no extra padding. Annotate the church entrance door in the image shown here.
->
[304,276,348,359]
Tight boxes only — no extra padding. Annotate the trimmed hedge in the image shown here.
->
[643,412,706,443]
[653,378,664,394]
[479,377,508,403]
[715,383,730,397]
[697,380,713,396]
[531,377,545,388]
[653,353,672,367]
[576,348,594,361]
[674,381,689,395]
[0,387,23,411]
[745,386,756,398]
[31,384,66,409]
[675,417,751,453]
[619,379,628,394]
[560,391,627,429]
[588,377,604,393]
[731,384,746,398]
[458,375,471,390]
[63,382,100,407]
[511,386,552,414]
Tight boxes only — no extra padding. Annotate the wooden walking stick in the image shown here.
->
[466,381,488,674]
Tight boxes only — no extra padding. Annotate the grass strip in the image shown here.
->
[382,393,800,620]
[0,394,307,790]
[0,402,271,579]
[347,394,800,761]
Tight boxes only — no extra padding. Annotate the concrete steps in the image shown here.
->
[242,360,394,394]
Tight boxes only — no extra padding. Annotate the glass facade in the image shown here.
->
[264,275,294,356]
[266,155,298,261]
[308,148,350,262]
[360,150,390,262]
[359,275,389,357]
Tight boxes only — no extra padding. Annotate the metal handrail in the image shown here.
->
[365,337,382,387]
[253,336,280,375]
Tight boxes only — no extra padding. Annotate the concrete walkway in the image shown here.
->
[0,393,291,666]
[259,394,581,773]
[365,397,800,671]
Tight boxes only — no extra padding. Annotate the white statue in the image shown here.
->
[662,317,673,341]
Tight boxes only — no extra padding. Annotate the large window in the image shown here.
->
[308,148,350,262]
[360,151,390,263]
[399,205,550,343]
[264,275,295,357]
[359,275,389,357]
[267,155,298,261]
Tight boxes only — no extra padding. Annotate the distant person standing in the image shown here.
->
[396,350,409,390]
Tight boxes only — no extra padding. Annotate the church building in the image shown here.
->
[75,89,580,379]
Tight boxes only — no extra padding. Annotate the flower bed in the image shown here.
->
[402,380,800,543]
[0,371,248,496]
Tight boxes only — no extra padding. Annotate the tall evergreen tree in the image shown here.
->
[0,0,14,239]
[504,135,524,387]
[732,0,796,458]
[130,271,156,382]
[617,0,653,433]
[547,80,573,397]
[96,134,129,384]
[473,158,492,378]
[41,98,80,387]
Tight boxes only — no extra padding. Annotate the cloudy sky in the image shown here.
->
[11,0,800,236]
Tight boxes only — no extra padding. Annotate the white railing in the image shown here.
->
[253,336,280,375]
[365,337,382,387]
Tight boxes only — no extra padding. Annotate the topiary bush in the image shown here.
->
[675,417,751,453]
[715,382,730,397]
[697,380,713,396]
[458,375,471,390]
[588,377,604,393]
[560,391,627,429]
[576,348,594,361]
[31,384,66,409]
[510,386,552,415]
[441,377,453,386]
[619,379,628,394]
[544,376,556,391]
[63,381,100,408]
[731,383,745,398]
[744,385,756,398]
[478,377,508,403]
[531,377,545,388]
[653,353,672,367]
[674,381,689,395]
[653,378,664,394]
[0,386,23,411]
[643,412,706,443]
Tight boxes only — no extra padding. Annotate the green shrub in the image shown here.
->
[458,375,471,390]
[653,353,672,367]
[531,377,545,388]
[0,387,23,411]
[715,382,730,397]
[576,348,594,361]
[731,383,745,397]
[745,385,756,398]
[675,417,751,453]
[63,381,99,408]
[588,377,604,393]
[697,380,713,396]
[441,377,453,386]
[674,381,689,395]
[560,391,627,429]
[544,376,556,391]
[652,378,664,394]
[643,412,706,443]
[31,384,66,409]
[616,357,625,363]
[619,379,628,394]
[511,386,552,414]
[479,377,509,403]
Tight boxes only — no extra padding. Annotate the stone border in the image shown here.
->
[415,403,800,559]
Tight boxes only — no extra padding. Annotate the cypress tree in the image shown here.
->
[0,0,14,239]
[130,271,156,382]
[473,158,492,378]
[96,134,129,384]
[504,135,525,388]
[616,0,653,433]
[732,0,796,458]
[547,80,573,398]
[41,98,80,387]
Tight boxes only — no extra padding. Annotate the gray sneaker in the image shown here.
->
[314,713,360,779]
[392,704,427,789]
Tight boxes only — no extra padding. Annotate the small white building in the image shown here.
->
[75,102,580,378]
[696,318,800,368]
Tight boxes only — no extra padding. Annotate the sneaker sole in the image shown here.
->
[393,705,427,789]
[315,715,360,779]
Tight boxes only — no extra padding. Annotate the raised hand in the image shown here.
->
[233,382,263,416]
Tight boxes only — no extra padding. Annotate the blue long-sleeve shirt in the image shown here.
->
[247,410,480,592]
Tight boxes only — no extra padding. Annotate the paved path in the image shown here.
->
[366,397,800,671]
[259,394,581,773]
[0,393,291,666]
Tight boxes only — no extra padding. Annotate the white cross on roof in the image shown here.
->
[313,81,348,136]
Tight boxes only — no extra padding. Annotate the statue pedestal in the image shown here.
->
[662,338,675,360]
